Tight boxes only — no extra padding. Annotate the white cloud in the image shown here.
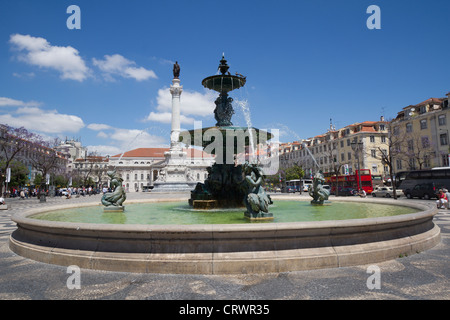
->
[92,54,157,82]
[0,97,42,107]
[86,126,168,156]
[147,87,215,124]
[87,123,113,131]
[147,111,196,125]
[96,131,109,139]
[86,145,122,157]
[12,72,35,79]
[9,34,90,81]
[0,106,85,134]
[110,128,166,149]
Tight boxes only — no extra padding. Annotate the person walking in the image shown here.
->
[436,189,448,209]
[444,189,450,210]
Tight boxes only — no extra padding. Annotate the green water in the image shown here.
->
[31,201,418,225]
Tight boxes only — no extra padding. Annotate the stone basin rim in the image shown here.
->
[11,196,437,233]
[9,196,440,274]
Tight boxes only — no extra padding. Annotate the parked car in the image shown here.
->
[403,182,443,200]
[372,187,399,198]
[339,187,357,196]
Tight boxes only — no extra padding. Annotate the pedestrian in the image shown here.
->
[20,189,25,199]
[444,189,450,210]
[436,189,448,209]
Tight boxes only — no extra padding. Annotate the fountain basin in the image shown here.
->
[180,126,273,152]
[9,196,440,274]
[202,75,246,93]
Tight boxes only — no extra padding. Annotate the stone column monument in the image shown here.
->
[152,62,194,192]
[170,61,182,150]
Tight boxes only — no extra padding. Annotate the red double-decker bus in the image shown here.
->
[325,169,374,194]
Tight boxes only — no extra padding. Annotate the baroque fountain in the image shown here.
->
[184,55,273,220]
[8,56,441,274]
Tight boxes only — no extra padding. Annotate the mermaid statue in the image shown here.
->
[309,171,330,205]
[243,162,273,220]
[101,170,126,210]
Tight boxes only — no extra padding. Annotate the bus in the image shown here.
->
[326,169,374,194]
[286,179,300,193]
[395,168,450,193]
[285,179,313,193]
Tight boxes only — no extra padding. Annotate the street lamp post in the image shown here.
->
[351,139,364,192]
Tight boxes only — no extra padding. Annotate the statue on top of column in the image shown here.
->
[173,61,180,79]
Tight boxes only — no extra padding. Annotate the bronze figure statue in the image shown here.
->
[173,61,180,79]
[101,170,126,208]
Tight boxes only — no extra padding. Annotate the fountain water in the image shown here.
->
[114,126,170,165]
[274,123,320,169]
[235,98,256,161]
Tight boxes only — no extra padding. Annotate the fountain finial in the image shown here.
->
[219,54,230,75]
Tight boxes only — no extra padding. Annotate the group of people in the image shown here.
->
[436,189,450,209]
[57,186,97,199]
[5,188,38,199]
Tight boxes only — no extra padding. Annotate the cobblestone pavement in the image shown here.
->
[0,193,449,300]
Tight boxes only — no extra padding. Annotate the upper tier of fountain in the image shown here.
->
[201,54,246,93]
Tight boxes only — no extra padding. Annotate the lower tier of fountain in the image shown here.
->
[9,196,440,274]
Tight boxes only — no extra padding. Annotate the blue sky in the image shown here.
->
[0,0,449,156]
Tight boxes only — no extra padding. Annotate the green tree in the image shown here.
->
[285,164,305,181]
[2,160,28,188]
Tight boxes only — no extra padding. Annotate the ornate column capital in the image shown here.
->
[170,79,183,96]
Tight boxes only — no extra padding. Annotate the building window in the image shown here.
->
[381,136,386,143]
[126,174,129,180]
[420,119,427,130]
[371,149,376,158]
[134,174,137,180]
[442,154,449,166]
[406,123,412,133]
[439,115,446,126]
[419,106,426,114]
[424,155,431,168]
[393,126,399,136]
[346,139,350,146]
[409,158,416,170]
[340,141,344,148]
[141,174,144,180]
[440,133,448,146]
[407,140,414,151]
[347,152,352,160]
[421,136,430,148]
[369,136,375,143]
[380,124,385,131]
[396,159,402,171]
[341,153,345,161]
